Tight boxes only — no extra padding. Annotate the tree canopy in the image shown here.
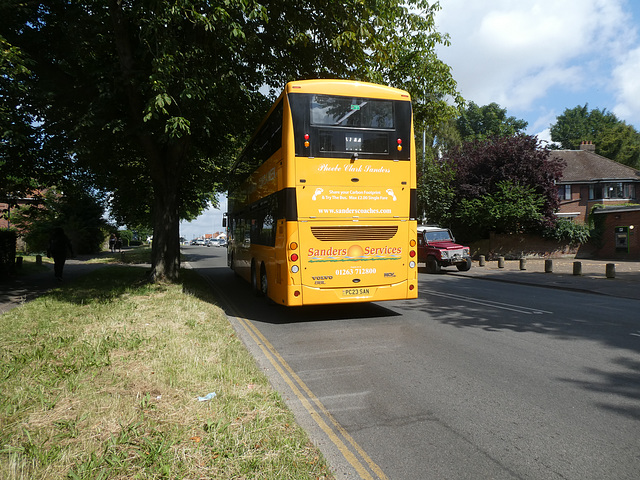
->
[550,104,640,168]
[441,135,565,240]
[456,102,528,142]
[1,0,462,281]
[417,102,529,227]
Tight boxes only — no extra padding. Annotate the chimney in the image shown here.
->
[579,140,596,152]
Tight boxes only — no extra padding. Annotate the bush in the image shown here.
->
[543,219,590,245]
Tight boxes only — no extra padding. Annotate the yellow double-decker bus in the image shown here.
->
[226,79,418,306]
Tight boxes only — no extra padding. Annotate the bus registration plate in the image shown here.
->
[342,288,371,297]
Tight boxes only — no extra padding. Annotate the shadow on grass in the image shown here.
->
[48,265,212,308]
[47,265,154,305]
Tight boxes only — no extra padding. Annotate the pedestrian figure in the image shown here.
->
[109,233,117,252]
[47,227,73,281]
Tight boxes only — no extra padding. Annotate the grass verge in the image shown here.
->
[0,266,333,479]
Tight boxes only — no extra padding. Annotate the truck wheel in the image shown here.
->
[426,256,441,274]
[457,258,472,271]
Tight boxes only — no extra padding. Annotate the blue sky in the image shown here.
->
[181,0,640,239]
[435,0,640,138]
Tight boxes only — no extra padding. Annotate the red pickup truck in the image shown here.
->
[417,226,472,273]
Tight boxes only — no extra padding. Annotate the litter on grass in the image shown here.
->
[197,392,216,401]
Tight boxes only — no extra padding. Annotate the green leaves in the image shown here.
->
[2,0,462,281]
[456,180,544,235]
[456,102,528,142]
[550,104,640,168]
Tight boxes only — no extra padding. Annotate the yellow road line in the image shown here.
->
[239,316,389,480]
[207,276,387,479]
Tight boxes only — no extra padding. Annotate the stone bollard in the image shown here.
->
[36,254,42,266]
[545,259,553,273]
[478,255,486,267]
[573,261,582,276]
[606,263,616,279]
[519,258,527,270]
[498,256,505,268]
[15,256,23,268]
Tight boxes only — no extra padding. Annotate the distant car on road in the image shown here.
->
[417,225,472,273]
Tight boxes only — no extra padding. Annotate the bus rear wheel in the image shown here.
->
[251,261,261,296]
[260,264,268,297]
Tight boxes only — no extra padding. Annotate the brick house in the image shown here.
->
[553,141,640,224]
[0,195,41,229]
[590,205,640,259]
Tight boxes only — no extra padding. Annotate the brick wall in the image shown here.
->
[593,210,640,259]
[469,233,579,260]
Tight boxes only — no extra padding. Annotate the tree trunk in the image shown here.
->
[147,142,186,282]
[110,0,185,282]
[150,180,181,282]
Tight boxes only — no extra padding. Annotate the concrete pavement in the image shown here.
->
[0,255,111,314]
[453,257,640,301]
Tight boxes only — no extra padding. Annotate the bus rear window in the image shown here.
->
[310,95,394,129]
[289,93,411,160]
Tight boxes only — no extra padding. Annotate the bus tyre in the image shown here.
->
[260,264,269,297]
[251,262,261,296]
[426,256,441,274]
[457,258,472,271]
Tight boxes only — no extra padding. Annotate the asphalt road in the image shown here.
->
[185,246,640,480]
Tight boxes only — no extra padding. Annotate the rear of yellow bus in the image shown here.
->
[281,80,418,306]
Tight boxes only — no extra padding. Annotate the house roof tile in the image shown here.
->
[553,150,640,182]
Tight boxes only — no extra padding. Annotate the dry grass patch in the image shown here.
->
[0,266,333,479]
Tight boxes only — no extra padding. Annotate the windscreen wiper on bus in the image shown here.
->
[335,101,368,125]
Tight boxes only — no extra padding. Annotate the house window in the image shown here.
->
[589,183,636,200]
[603,182,625,199]
[624,184,636,199]
[558,184,571,200]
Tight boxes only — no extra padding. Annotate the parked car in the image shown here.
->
[417,225,472,273]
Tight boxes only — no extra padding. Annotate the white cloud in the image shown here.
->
[435,0,636,115]
[612,46,640,125]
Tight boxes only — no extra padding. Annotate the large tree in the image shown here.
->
[550,104,640,168]
[1,0,461,281]
[417,102,527,226]
[456,102,528,142]
[442,135,565,240]
[0,35,40,201]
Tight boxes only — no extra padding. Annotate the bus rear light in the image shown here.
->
[410,239,416,247]
[304,133,310,148]
[289,242,298,250]
[397,138,402,151]
[409,250,416,258]
[410,261,416,268]
[290,253,298,262]
[409,284,415,290]
[291,265,299,273]
[294,290,301,297]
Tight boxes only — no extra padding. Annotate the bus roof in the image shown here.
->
[285,79,412,101]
